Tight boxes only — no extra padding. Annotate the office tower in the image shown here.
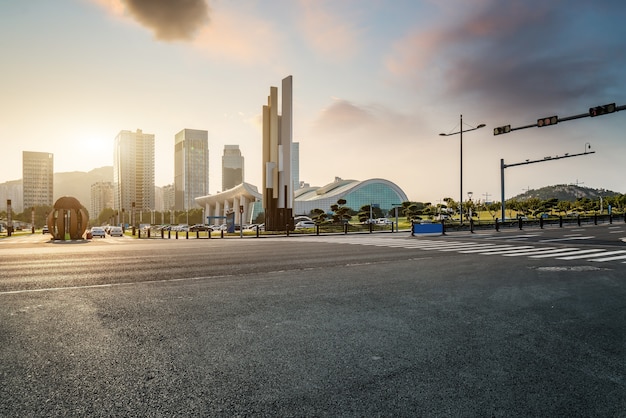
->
[291,142,300,191]
[161,184,175,211]
[22,151,54,209]
[113,129,155,216]
[262,75,293,230]
[174,129,209,211]
[90,181,113,221]
[222,145,244,191]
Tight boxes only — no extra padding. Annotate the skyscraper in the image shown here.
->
[174,129,209,211]
[90,181,113,221]
[22,151,53,209]
[113,129,155,215]
[222,145,244,191]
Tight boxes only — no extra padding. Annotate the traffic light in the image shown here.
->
[589,102,616,117]
[493,125,511,136]
[537,115,558,127]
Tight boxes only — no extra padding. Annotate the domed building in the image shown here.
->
[293,178,408,216]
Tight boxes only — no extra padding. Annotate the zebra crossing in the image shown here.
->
[294,235,626,264]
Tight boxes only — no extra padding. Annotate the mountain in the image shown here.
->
[510,184,622,202]
[54,166,113,206]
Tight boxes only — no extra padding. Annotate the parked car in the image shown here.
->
[108,226,124,237]
[295,221,316,230]
[90,226,106,238]
[189,224,212,232]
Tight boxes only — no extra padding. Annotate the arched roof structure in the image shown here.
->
[293,178,408,216]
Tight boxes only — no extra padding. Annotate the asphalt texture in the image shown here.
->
[1,231,625,416]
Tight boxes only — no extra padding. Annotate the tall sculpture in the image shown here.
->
[262,76,294,231]
[47,196,88,240]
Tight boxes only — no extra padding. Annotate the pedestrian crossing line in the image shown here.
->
[501,247,575,257]
[591,253,626,262]
[464,246,539,255]
[294,236,626,264]
[458,245,531,254]
[530,248,606,259]
[540,236,594,243]
[484,234,541,241]
[557,250,626,261]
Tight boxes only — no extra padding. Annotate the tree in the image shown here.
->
[310,208,327,224]
[329,198,352,224]
[97,207,117,226]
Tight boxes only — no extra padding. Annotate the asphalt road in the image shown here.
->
[1,229,625,416]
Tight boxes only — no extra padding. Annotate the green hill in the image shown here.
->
[511,184,621,202]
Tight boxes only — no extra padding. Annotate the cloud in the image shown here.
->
[386,0,626,116]
[93,0,210,41]
[297,0,361,60]
[191,8,281,65]
[311,98,420,146]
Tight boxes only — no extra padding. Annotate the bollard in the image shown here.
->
[221,229,224,238]
[540,217,544,229]
[559,216,563,228]
[176,230,179,239]
[344,223,348,234]
[196,230,199,239]
[411,221,415,236]
[286,225,290,237]
[148,228,151,238]
[369,222,373,233]
[138,229,141,239]
[594,214,597,225]
[168,229,171,239]
[256,225,259,238]
[442,220,446,235]
[609,213,613,224]
[495,218,499,232]
[161,229,164,239]
[186,230,189,239]
[470,218,474,233]
[577,215,581,227]
[518,217,523,230]
[316,225,320,236]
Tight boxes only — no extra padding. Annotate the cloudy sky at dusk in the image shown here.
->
[2,0,625,203]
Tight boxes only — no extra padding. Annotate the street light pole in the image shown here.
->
[440,115,486,225]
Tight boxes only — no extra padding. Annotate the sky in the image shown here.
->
[1,0,625,204]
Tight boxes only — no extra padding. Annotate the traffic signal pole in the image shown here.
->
[500,151,595,221]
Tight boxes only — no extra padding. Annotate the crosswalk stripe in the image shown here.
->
[557,250,626,260]
[531,248,606,258]
[294,236,626,264]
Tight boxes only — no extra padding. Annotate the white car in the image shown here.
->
[295,221,316,230]
[90,226,106,238]
[108,226,124,237]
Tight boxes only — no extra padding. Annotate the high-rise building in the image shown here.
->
[222,145,244,191]
[90,181,113,221]
[174,129,209,211]
[113,129,155,216]
[22,151,54,209]
[161,184,175,212]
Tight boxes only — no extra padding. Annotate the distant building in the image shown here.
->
[161,184,175,212]
[22,151,54,209]
[174,129,209,211]
[113,129,155,215]
[90,181,113,220]
[222,145,244,191]
[0,180,23,214]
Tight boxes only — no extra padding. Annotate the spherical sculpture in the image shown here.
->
[47,196,89,240]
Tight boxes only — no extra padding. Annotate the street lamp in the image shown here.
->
[440,115,486,225]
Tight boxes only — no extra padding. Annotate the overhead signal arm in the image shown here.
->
[493,102,625,135]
